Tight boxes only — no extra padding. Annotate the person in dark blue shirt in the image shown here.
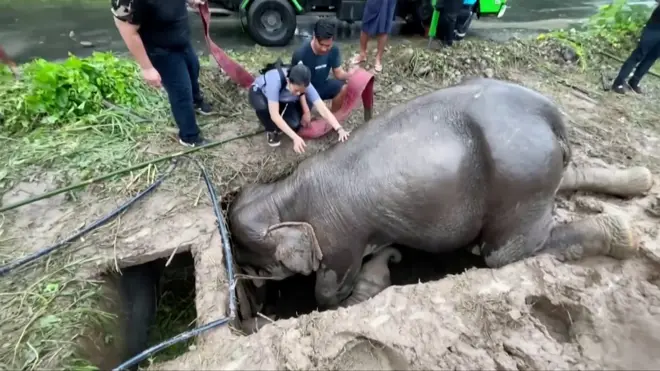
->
[612,0,660,94]
[111,0,214,147]
[291,19,356,123]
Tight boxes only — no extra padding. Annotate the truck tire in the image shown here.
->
[247,0,297,47]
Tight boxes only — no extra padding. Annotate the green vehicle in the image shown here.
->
[204,0,508,47]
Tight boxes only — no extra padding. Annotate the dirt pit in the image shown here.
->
[258,246,487,321]
[82,251,198,370]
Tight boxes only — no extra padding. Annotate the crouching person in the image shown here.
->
[248,63,350,152]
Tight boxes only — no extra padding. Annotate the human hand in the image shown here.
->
[142,67,161,88]
[337,127,350,142]
[302,111,311,127]
[292,136,307,153]
[347,66,359,77]
[187,0,206,6]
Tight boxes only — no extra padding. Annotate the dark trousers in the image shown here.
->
[248,87,302,132]
[613,24,660,86]
[437,0,463,45]
[147,43,203,142]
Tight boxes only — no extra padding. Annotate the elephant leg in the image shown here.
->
[559,165,653,198]
[537,214,638,262]
[482,201,638,268]
[340,247,403,307]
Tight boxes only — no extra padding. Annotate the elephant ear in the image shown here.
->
[266,222,323,276]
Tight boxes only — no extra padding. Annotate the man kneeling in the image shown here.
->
[248,63,350,152]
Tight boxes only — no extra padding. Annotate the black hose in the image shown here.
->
[112,157,238,371]
[0,160,179,278]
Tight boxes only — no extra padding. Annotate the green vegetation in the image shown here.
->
[539,0,656,70]
[0,52,169,193]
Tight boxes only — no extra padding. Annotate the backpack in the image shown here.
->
[259,57,292,92]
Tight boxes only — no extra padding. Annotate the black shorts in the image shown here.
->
[248,86,302,133]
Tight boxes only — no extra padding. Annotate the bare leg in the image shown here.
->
[559,165,653,198]
[374,33,388,71]
[351,32,370,65]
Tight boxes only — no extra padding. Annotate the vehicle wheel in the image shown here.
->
[247,0,296,47]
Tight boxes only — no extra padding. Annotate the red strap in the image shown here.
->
[197,3,375,139]
[198,3,255,88]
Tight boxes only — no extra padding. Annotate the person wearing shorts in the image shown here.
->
[291,19,356,117]
[248,64,349,152]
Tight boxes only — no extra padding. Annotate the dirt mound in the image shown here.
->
[153,254,660,370]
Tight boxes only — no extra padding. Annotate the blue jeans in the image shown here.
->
[613,24,660,86]
[147,43,203,142]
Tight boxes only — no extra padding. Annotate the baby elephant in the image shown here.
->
[341,246,403,307]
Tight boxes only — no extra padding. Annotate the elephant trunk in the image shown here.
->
[559,165,653,198]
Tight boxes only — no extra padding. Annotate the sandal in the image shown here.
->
[374,62,383,73]
[351,54,367,65]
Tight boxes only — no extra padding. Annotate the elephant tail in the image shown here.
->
[549,107,573,169]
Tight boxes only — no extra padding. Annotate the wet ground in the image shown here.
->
[0,0,655,63]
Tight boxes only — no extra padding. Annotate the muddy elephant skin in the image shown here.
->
[228,78,640,310]
[340,246,402,306]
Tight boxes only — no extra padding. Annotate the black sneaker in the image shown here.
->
[266,131,281,147]
[611,83,626,94]
[628,80,643,94]
[179,136,210,147]
[195,101,214,116]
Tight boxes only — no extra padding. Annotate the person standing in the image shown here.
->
[248,63,349,151]
[350,0,398,72]
[291,19,355,116]
[437,0,465,47]
[111,0,214,147]
[611,0,660,95]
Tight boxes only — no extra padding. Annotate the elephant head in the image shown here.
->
[228,185,324,281]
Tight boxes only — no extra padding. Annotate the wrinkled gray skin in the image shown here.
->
[228,78,644,312]
[340,246,402,306]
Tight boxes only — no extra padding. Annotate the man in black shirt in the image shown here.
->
[612,0,660,94]
[111,0,213,147]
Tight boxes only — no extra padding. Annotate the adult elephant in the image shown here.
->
[228,78,652,311]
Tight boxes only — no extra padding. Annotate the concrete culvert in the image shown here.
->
[85,251,197,370]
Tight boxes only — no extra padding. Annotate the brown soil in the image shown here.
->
[1,41,659,370]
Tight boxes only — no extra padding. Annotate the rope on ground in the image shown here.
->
[112,156,237,371]
[0,130,263,214]
[0,160,179,277]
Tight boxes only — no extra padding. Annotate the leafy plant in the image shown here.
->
[0,52,162,135]
[540,0,654,52]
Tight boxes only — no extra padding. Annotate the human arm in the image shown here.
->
[307,85,350,142]
[330,47,356,81]
[111,0,161,86]
[300,94,311,126]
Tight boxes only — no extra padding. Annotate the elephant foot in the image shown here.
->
[544,214,638,261]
